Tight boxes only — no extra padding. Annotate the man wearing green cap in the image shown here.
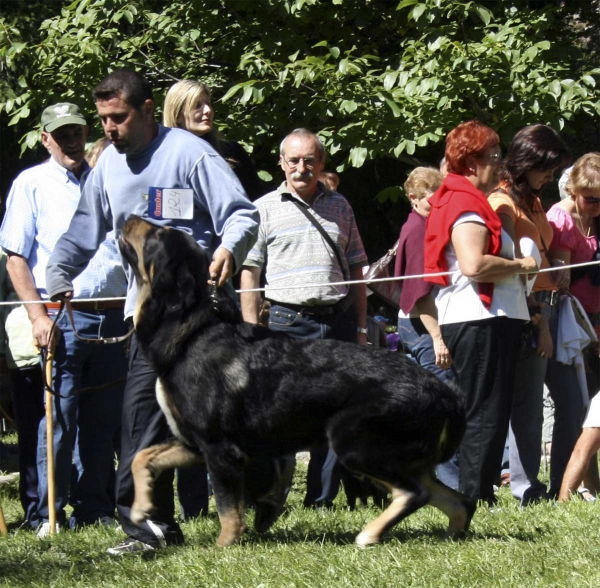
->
[0,102,128,537]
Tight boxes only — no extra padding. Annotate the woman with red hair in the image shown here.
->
[424,120,538,505]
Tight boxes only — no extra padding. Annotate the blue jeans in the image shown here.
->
[268,302,356,506]
[398,317,459,490]
[36,308,127,526]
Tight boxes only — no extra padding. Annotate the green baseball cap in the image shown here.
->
[41,102,87,132]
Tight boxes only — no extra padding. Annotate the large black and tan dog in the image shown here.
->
[119,215,475,548]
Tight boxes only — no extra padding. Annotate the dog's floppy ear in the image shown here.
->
[145,229,210,317]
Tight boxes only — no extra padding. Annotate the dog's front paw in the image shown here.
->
[130,501,154,526]
[355,530,380,548]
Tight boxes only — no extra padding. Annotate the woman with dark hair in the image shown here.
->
[488,124,575,505]
[424,120,537,504]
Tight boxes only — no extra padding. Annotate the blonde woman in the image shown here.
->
[548,153,600,501]
[163,80,263,199]
[394,166,458,489]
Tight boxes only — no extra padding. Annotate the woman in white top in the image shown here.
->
[424,120,537,505]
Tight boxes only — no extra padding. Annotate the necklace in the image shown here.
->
[574,198,592,237]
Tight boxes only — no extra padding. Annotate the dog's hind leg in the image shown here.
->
[420,472,477,537]
[205,447,247,547]
[355,480,429,548]
[131,441,203,526]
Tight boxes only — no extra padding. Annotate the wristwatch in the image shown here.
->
[356,327,368,335]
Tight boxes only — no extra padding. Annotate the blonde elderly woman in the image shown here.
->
[163,80,263,199]
[394,166,458,489]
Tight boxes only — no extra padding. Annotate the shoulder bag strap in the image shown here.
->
[282,194,349,281]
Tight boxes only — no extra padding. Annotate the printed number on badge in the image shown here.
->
[148,187,194,220]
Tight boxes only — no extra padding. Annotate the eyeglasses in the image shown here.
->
[282,157,320,169]
[582,196,600,205]
[485,151,502,162]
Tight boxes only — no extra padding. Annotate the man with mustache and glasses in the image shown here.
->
[0,103,128,537]
[240,128,368,521]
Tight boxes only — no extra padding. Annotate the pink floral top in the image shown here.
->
[547,204,599,314]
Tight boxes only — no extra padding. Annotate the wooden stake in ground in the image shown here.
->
[0,502,8,536]
[45,336,57,536]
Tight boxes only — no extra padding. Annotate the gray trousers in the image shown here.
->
[509,305,585,505]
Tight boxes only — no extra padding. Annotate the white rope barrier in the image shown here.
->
[0,260,597,305]
[235,259,600,295]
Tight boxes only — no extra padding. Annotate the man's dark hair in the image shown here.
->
[92,69,153,109]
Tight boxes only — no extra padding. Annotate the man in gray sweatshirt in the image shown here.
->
[46,69,259,554]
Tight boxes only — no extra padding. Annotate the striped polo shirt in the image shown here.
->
[244,182,367,306]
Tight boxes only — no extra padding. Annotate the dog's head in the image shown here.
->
[119,215,211,329]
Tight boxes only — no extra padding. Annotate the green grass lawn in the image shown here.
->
[1,448,599,588]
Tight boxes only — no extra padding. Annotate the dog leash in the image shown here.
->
[41,299,132,398]
[209,280,221,315]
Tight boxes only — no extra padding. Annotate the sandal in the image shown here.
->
[577,488,597,502]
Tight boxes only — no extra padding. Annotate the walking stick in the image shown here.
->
[0,502,7,536]
[45,336,57,536]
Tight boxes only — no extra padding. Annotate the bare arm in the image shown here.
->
[349,265,367,346]
[413,293,452,368]
[548,248,571,290]
[452,222,538,283]
[6,253,57,348]
[240,266,262,324]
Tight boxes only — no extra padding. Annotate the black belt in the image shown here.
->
[268,300,340,316]
[533,290,559,307]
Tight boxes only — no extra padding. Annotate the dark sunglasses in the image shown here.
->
[583,196,600,205]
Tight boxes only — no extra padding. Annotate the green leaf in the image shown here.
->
[396,0,419,10]
[472,5,492,26]
[549,80,561,97]
[581,75,596,87]
[257,170,273,182]
[288,50,300,62]
[383,71,398,91]
[428,36,443,51]
[375,186,403,203]
[523,47,538,62]
[412,4,426,21]
[221,83,244,102]
[384,97,402,117]
[340,99,358,113]
[559,88,575,111]
[349,146,368,168]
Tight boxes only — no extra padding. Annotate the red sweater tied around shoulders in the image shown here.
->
[424,173,503,309]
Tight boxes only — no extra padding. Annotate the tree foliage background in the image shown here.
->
[1,0,599,259]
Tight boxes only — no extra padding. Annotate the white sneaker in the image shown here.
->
[106,537,157,555]
[36,522,61,538]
